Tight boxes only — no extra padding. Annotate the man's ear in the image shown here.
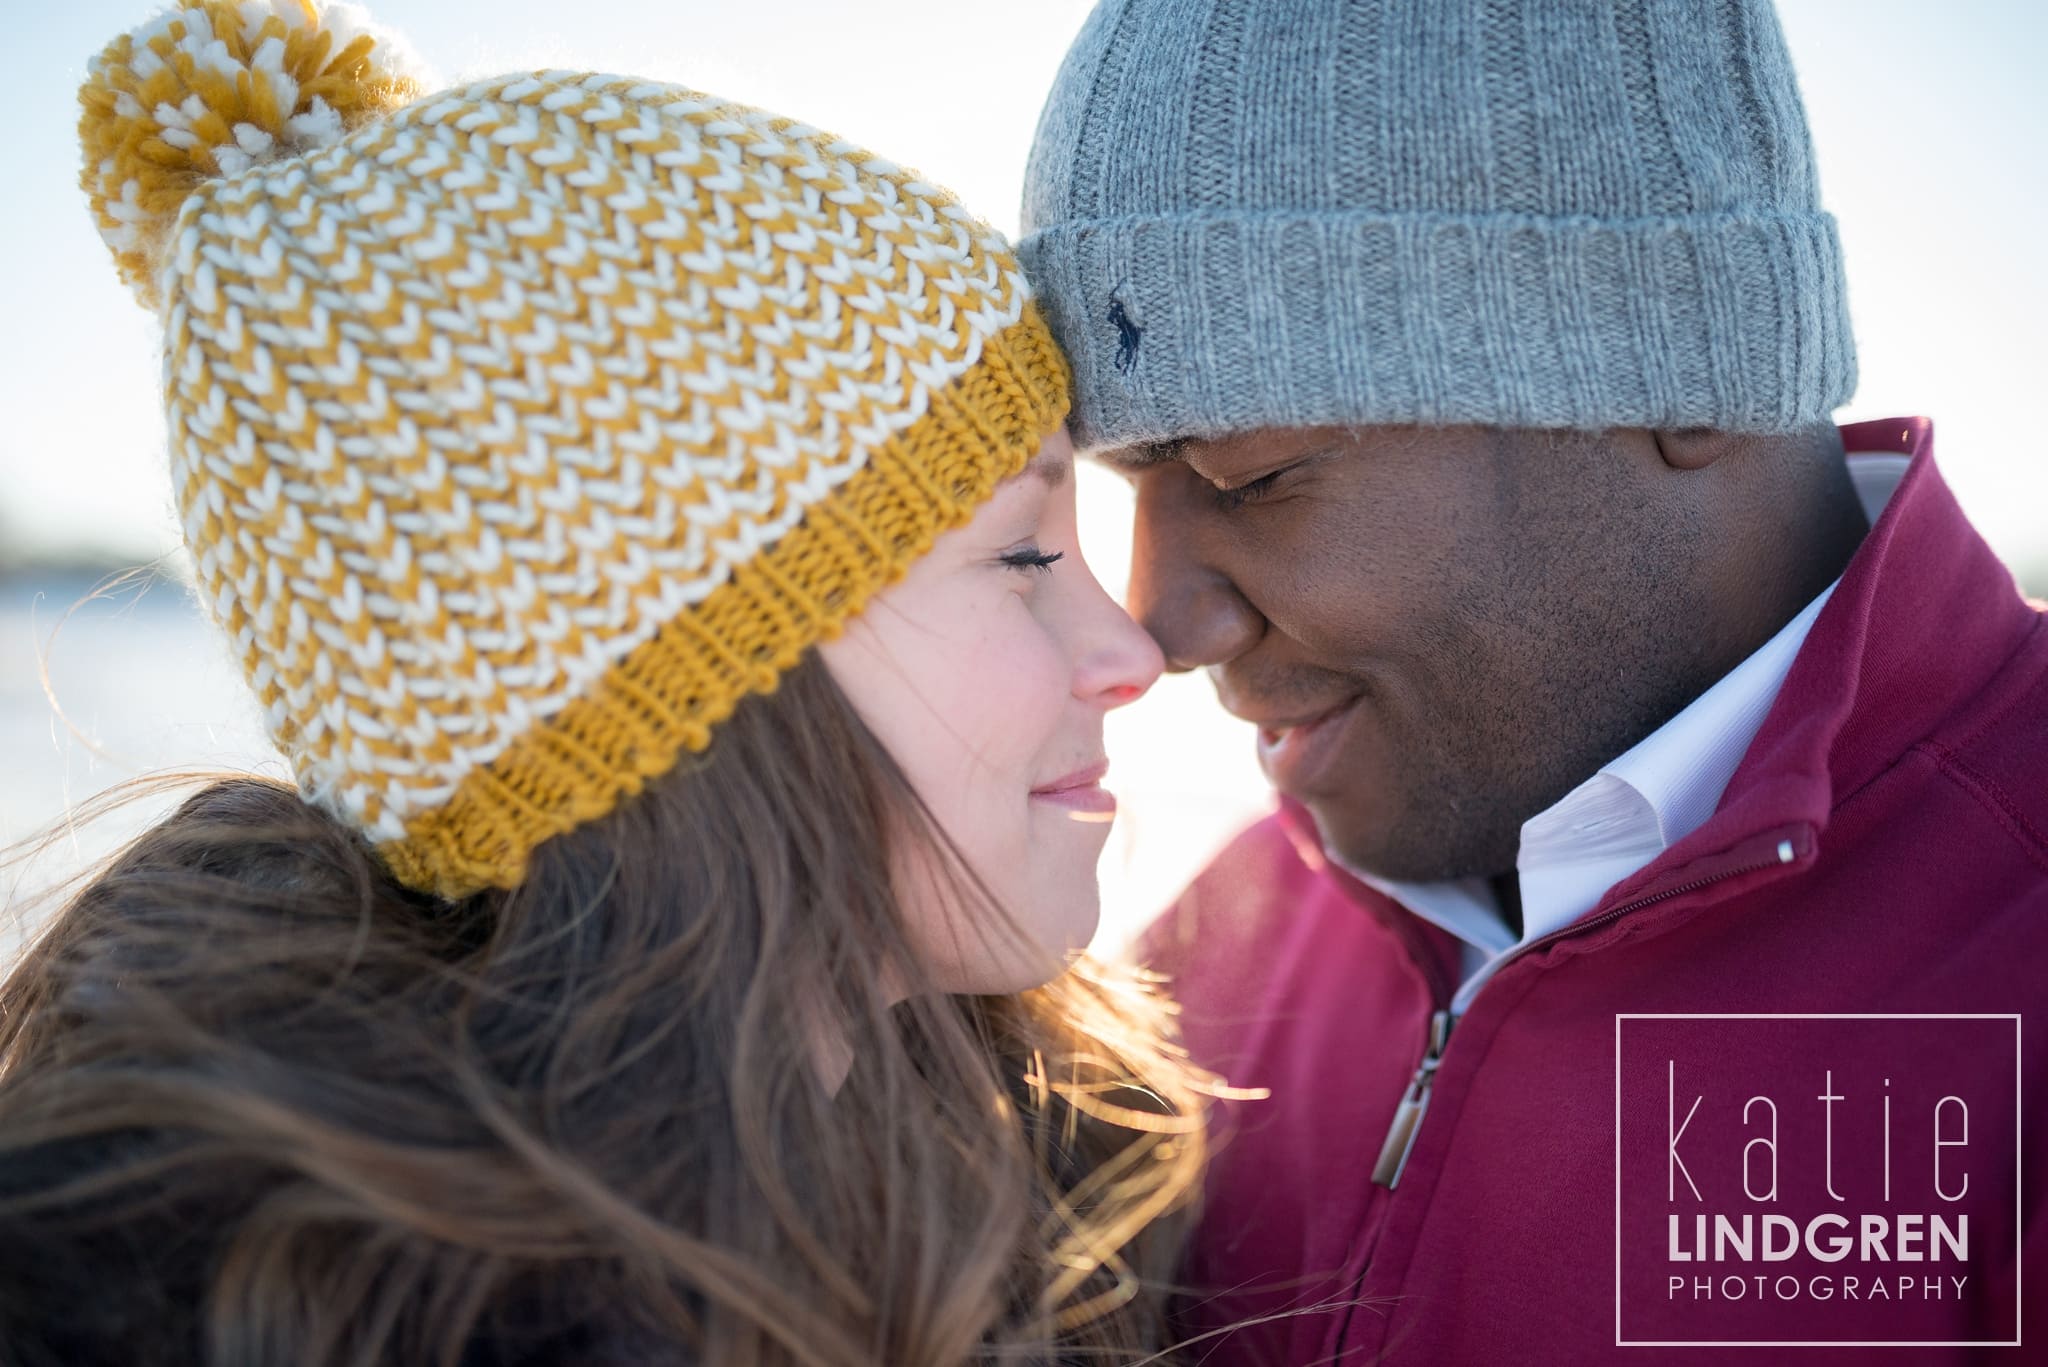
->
[1653,428,1735,472]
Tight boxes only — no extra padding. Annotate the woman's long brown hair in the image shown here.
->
[0,653,1208,1366]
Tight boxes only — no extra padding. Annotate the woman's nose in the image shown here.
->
[1082,599,1165,710]
[1066,553,1166,709]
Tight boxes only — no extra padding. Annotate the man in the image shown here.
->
[1020,2,2044,1362]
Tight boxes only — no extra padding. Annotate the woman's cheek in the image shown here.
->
[981,601,1071,755]
[932,609,1059,807]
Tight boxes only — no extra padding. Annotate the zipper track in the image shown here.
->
[1368,838,1801,1190]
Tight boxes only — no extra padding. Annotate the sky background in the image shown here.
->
[3,0,2045,944]
[1,0,2043,570]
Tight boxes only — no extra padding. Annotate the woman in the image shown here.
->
[0,2,1209,1363]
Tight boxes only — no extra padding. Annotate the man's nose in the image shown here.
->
[1125,469,1264,673]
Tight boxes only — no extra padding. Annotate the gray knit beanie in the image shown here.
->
[1018,0,1856,452]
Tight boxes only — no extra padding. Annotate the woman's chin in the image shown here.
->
[987,908,1103,993]
[1045,894,1105,973]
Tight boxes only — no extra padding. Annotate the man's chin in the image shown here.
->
[1306,797,1510,887]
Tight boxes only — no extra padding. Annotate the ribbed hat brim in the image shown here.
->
[1020,207,1854,454]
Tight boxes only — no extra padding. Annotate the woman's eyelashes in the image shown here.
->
[1000,545,1065,575]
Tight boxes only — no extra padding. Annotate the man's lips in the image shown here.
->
[1247,696,1363,794]
[1232,698,1357,744]
[1031,760,1116,819]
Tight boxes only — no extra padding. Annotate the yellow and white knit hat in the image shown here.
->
[79,0,1070,898]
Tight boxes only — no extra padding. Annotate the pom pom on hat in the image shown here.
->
[79,0,429,308]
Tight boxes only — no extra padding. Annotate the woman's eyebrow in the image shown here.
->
[1024,448,1072,488]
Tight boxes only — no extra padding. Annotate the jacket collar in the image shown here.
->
[1640,418,2036,887]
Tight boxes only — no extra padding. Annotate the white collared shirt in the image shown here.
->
[1346,452,1910,1016]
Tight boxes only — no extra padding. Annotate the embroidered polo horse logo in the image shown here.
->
[1108,281,1141,375]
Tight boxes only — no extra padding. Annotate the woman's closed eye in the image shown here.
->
[1000,546,1065,575]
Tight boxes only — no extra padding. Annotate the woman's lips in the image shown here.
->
[1031,762,1116,820]
[1255,696,1362,796]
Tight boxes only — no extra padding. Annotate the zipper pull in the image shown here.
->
[1371,1008,1452,1190]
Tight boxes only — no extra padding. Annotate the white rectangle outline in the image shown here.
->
[1612,1012,2022,1349]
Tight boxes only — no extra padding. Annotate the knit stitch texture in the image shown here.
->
[1019,0,1856,452]
[80,0,1069,897]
